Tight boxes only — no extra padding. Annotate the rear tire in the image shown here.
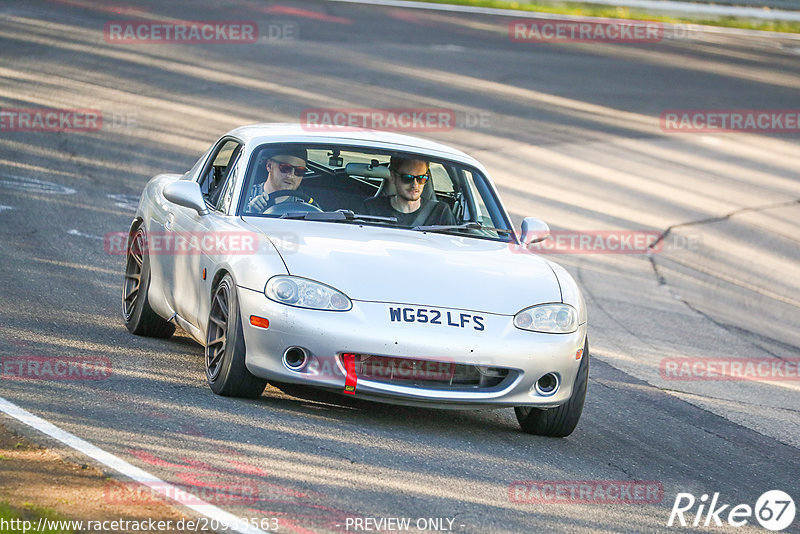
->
[122,227,175,338]
[515,337,589,437]
[205,274,267,398]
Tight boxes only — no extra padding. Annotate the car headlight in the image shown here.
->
[513,304,578,333]
[265,276,352,311]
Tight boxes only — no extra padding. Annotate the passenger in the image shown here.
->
[360,156,455,227]
[247,147,308,212]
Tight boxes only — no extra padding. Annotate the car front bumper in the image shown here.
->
[238,286,587,409]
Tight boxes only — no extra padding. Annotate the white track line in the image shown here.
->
[327,0,800,39]
[0,396,266,534]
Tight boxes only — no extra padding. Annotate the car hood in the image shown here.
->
[244,218,561,315]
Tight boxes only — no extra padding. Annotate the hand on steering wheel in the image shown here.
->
[248,189,322,213]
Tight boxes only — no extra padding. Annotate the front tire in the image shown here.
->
[205,274,267,398]
[515,337,589,437]
[122,227,175,338]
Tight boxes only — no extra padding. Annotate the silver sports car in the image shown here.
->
[122,123,589,436]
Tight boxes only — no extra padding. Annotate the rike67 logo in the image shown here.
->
[668,490,795,531]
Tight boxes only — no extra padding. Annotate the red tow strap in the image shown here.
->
[343,353,357,395]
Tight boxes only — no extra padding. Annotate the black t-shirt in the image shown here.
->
[359,196,456,227]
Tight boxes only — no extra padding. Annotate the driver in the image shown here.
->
[246,147,308,212]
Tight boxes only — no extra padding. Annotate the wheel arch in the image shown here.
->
[128,217,144,230]
[126,217,144,246]
[121,218,176,339]
[210,268,233,296]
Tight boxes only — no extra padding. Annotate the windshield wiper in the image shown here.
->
[412,221,514,235]
[280,210,397,223]
[279,212,510,236]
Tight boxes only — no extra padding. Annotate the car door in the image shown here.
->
[165,138,243,326]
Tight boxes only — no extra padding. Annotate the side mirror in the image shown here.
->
[520,217,550,245]
[163,181,209,216]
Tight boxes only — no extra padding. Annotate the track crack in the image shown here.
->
[647,198,800,253]
[647,198,800,357]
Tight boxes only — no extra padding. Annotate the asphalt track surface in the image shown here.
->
[1,1,799,533]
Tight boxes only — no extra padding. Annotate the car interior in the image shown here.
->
[235,144,513,241]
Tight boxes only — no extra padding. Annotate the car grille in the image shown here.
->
[342,353,516,391]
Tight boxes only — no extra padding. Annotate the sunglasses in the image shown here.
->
[272,161,307,177]
[393,170,429,185]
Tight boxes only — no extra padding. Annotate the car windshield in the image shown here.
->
[239,143,514,242]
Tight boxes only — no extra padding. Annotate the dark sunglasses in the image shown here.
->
[394,171,429,185]
[273,161,307,177]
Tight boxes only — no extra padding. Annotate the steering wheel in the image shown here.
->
[263,189,323,214]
